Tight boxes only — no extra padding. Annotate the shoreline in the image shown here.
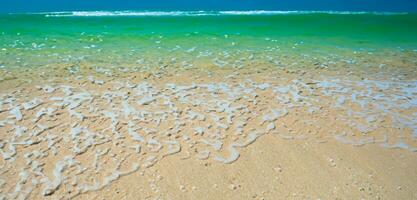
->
[1,12,417,199]
[1,66,416,199]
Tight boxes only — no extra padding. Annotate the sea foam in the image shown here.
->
[42,10,408,17]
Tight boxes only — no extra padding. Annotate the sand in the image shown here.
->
[0,64,416,200]
[78,135,417,200]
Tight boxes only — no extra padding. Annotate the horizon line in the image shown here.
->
[4,10,412,16]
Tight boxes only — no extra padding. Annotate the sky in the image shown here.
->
[0,0,416,13]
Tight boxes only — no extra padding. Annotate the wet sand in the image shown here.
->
[79,135,417,200]
[0,62,416,199]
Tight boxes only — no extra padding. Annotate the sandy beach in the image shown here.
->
[1,61,416,199]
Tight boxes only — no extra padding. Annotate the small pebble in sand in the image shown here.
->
[179,185,186,192]
[329,158,336,167]
[274,165,282,173]
[229,184,238,190]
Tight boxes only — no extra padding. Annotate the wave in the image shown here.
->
[219,10,407,15]
[42,10,409,17]
[45,11,210,17]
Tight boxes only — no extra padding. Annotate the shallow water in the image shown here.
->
[1,12,416,71]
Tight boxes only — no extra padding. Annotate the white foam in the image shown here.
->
[163,141,181,157]
[43,10,408,17]
[147,138,162,152]
[22,98,43,110]
[9,106,22,121]
[262,108,288,124]
[334,133,376,146]
[33,107,55,122]
[196,149,210,160]
[122,101,136,117]
[143,156,158,168]
[201,139,223,151]
[214,132,262,164]
[194,127,205,135]
[137,95,156,105]
[42,157,73,196]
[127,121,145,142]
[266,123,276,132]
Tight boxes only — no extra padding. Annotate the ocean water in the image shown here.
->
[0,11,416,72]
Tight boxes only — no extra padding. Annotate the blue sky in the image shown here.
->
[0,0,416,13]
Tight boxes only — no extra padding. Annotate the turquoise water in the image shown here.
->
[0,11,416,70]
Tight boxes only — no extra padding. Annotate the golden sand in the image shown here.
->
[0,65,416,199]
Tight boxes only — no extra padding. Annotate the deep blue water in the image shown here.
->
[0,0,417,13]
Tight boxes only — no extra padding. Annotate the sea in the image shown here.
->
[0,11,416,73]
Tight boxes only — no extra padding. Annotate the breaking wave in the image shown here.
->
[39,10,409,17]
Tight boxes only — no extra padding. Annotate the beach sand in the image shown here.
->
[1,60,416,199]
[79,134,417,200]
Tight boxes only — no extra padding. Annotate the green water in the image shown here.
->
[0,13,416,70]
